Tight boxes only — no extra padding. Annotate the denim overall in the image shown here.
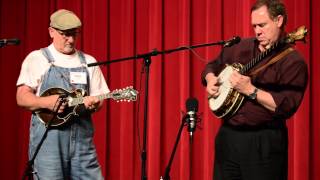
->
[29,48,104,180]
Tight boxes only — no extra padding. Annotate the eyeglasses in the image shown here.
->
[54,28,80,37]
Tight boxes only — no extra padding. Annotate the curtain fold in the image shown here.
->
[0,0,318,179]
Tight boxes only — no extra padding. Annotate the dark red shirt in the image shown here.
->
[201,38,308,126]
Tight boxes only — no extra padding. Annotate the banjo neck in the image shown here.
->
[240,25,308,75]
[239,41,283,75]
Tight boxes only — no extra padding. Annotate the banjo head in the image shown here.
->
[209,65,233,111]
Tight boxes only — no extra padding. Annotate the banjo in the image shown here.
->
[35,86,138,127]
[208,26,308,119]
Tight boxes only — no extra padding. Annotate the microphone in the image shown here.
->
[0,38,20,47]
[185,98,198,137]
[223,36,241,48]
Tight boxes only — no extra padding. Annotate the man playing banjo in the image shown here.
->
[201,0,308,179]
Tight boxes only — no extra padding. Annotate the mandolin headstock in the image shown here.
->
[111,86,138,102]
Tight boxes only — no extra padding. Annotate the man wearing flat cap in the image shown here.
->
[16,9,108,179]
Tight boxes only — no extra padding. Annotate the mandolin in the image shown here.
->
[35,86,138,127]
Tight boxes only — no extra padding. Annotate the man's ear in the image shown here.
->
[48,27,54,38]
[276,15,284,28]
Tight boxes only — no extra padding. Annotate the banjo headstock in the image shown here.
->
[285,25,308,44]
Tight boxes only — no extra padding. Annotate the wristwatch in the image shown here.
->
[248,88,258,100]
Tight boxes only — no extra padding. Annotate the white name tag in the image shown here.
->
[70,72,87,84]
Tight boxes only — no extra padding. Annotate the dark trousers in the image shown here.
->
[214,124,288,180]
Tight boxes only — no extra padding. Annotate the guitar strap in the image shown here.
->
[249,47,294,76]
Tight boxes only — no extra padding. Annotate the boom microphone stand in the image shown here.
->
[88,36,240,180]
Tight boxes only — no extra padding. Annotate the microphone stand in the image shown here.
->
[22,96,66,180]
[88,40,226,180]
[189,134,193,180]
[160,115,188,180]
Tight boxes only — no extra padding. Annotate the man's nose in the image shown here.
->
[254,27,262,35]
[66,36,76,42]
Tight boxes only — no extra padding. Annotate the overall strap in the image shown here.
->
[77,51,90,94]
[78,51,87,64]
[40,48,55,63]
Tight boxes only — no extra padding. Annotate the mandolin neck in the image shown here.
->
[68,93,112,107]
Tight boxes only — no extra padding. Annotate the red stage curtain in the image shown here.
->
[0,0,319,179]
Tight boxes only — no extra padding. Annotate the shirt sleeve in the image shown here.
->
[16,51,48,91]
[89,65,109,96]
[200,38,254,86]
[201,52,224,86]
[84,54,109,96]
[269,54,308,119]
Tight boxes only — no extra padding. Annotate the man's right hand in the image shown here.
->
[205,73,220,98]
[46,95,67,113]
[16,85,67,113]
